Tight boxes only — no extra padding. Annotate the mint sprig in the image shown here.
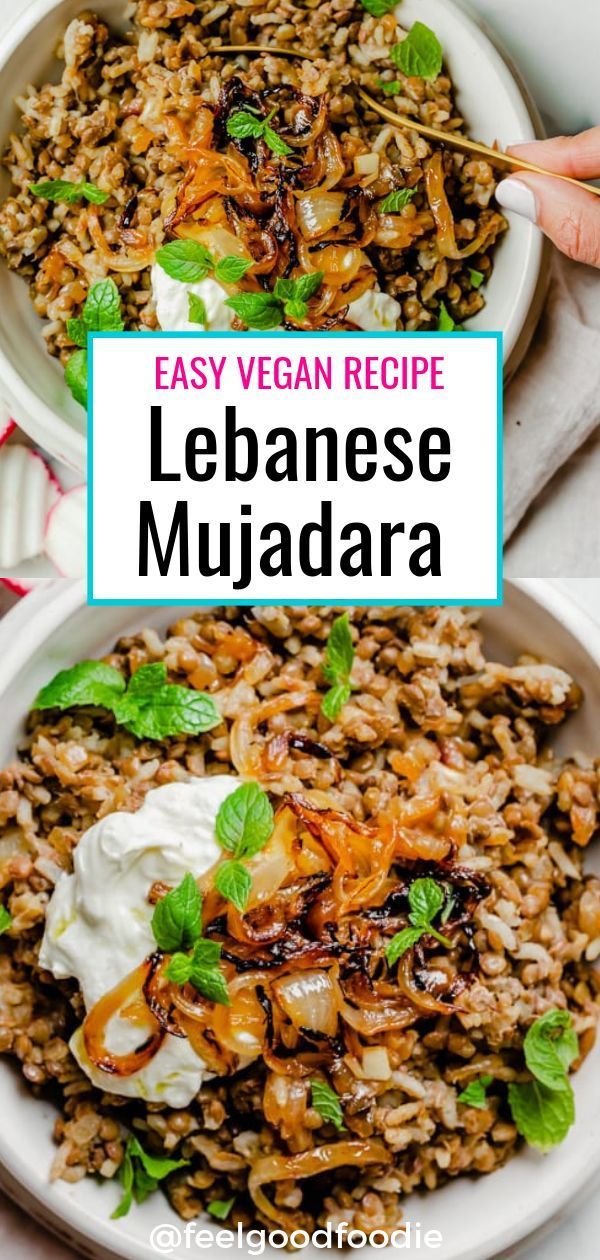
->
[385,877,453,965]
[32,660,221,741]
[213,782,274,912]
[226,107,293,156]
[507,1010,579,1150]
[320,612,355,722]
[30,178,108,206]
[111,1135,188,1219]
[154,873,230,1006]
[225,271,324,330]
[64,278,124,407]
[0,905,12,935]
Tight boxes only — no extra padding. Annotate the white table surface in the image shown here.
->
[0,575,599,1258]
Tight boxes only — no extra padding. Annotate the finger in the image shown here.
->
[495,172,600,267]
[507,126,600,181]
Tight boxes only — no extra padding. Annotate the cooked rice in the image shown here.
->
[0,604,599,1232]
[0,1,507,354]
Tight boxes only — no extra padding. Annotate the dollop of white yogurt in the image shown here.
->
[347,287,401,332]
[40,777,241,1107]
[152,264,235,333]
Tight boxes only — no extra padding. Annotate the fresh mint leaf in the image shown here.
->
[408,877,444,928]
[188,293,207,327]
[208,1198,235,1220]
[378,78,401,96]
[189,955,230,1005]
[226,110,266,140]
[524,1010,579,1091]
[263,125,293,156]
[65,349,88,407]
[310,1078,346,1132]
[227,108,292,156]
[66,317,88,348]
[407,877,453,947]
[129,1137,188,1183]
[215,781,274,859]
[156,240,214,283]
[361,0,397,14]
[379,188,415,213]
[33,659,220,741]
[508,1078,575,1150]
[152,872,202,952]
[112,662,221,740]
[320,613,355,721]
[214,859,252,912]
[0,905,12,935]
[469,268,485,289]
[111,1147,134,1218]
[225,291,283,330]
[320,680,352,723]
[437,301,463,332]
[391,22,443,82]
[112,1136,188,1217]
[323,612,354,681]
[33,661,126,712]
[167,937,222,982]
[385,925,424,965]
[30,179,108,205]
[458,1075,493,1109]
[83,278,124,333]
[214,255,254,284]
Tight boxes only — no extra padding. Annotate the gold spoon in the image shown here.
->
[212,43,600,199]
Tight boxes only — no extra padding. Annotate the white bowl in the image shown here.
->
[0,0,546,474]
[0,580,599,1260]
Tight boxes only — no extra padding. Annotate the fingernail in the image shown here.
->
[495,178,538,223]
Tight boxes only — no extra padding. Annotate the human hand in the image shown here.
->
[495,126,600,268]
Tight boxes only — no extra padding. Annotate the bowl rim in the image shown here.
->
[0,580,599,1260]
[0,0,545,471]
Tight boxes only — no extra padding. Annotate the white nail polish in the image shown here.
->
[495,178,538,223]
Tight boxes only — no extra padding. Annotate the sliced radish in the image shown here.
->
[0,445,55,569]
[0,578,33,595]
[44,484,86,577]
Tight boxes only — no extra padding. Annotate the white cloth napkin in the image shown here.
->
[504,252,600,539]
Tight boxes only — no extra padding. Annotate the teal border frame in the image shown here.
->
[87,330,503,607]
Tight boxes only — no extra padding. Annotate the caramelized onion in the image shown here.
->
[248,1140,391,1228]
[296,191,346,241]
[425,151,487,260]
[273,969,338,1038]
[83,960,165,1076]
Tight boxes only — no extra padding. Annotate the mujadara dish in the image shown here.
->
[0,0,507,406]
[0,605,599,1234]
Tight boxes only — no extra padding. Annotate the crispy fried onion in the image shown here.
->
[82,796,487,1085]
